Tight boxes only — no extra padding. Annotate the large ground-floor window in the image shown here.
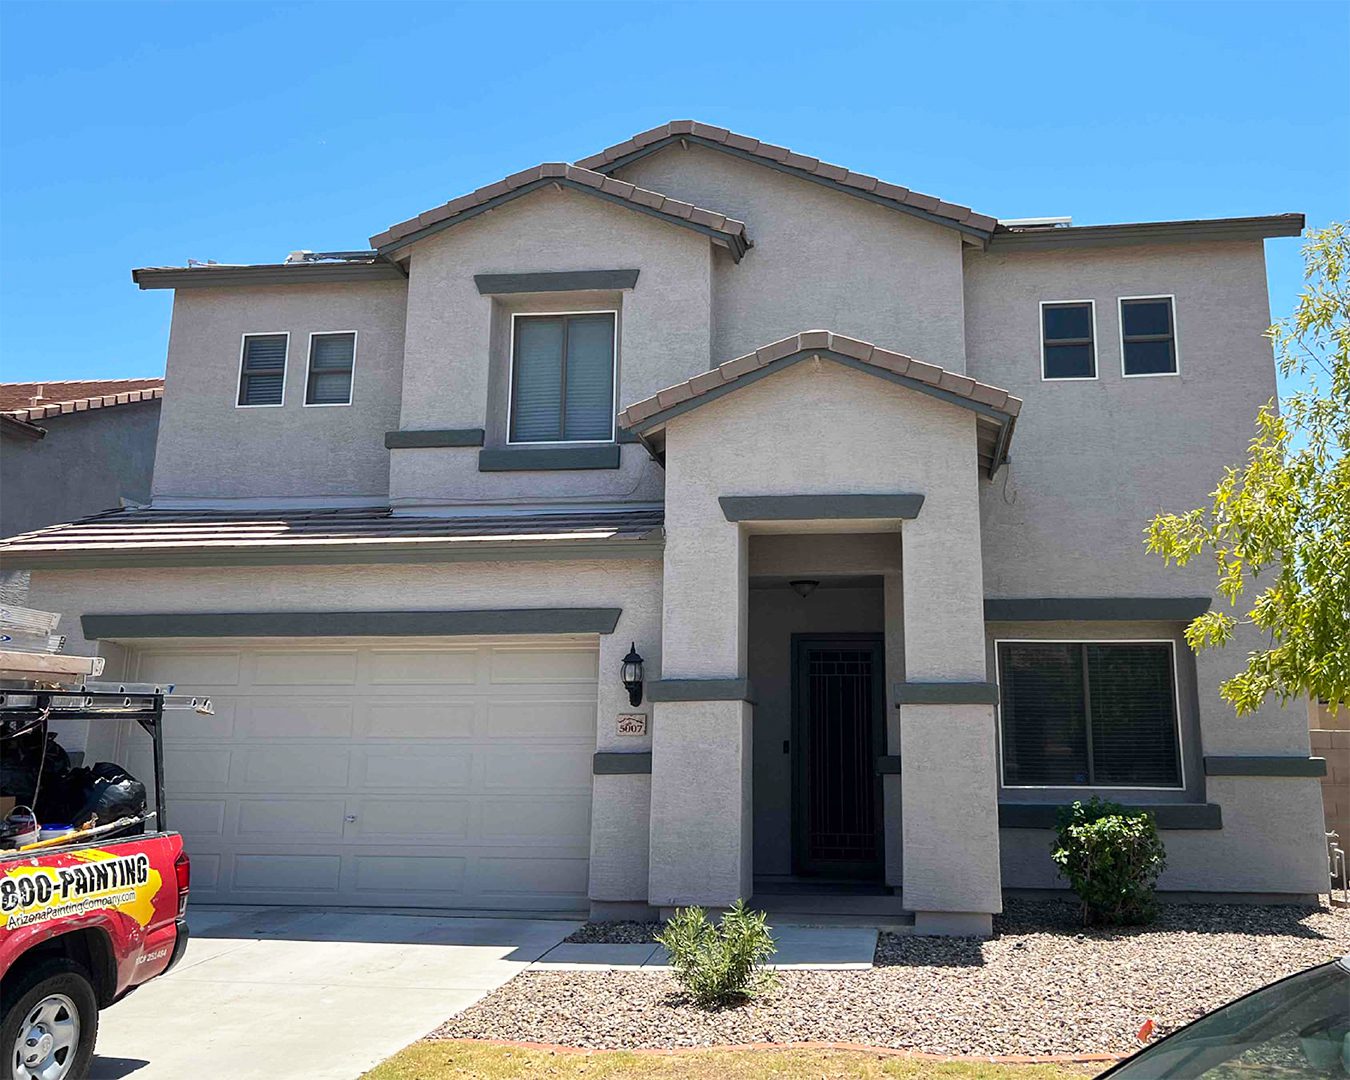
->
[996,640,1183,789]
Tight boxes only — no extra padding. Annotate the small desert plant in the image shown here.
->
[1052,797,1167,927]
[654,899,777,1006]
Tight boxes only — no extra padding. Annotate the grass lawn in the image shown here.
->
[362,1041,1100,1079]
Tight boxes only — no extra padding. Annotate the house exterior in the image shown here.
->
[0,121,1329,934]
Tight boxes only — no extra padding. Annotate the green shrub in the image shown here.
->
[654,899,777,1007]
[1051,797,1167,926]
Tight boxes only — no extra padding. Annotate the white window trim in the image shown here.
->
[506,310,619,446]
[303,330,359,408]
[236,332,289,409]
[994,637,1186,792]
[1038,299,1099,382]
[1119,294,1181,378]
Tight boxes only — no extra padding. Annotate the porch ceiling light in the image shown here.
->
[790,579,820,598]
[621,642,645,707]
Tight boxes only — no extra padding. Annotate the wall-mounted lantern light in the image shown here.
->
[621,642,645,707]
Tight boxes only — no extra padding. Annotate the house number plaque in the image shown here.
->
[616,713,648,736]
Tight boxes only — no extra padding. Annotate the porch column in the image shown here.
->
[899,481,1002,936]
[647,488,753,909]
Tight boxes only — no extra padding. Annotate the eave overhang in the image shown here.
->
[989,214,1305,252]
[132,261,406,290]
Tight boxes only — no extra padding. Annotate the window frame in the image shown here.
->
[1118,294,1180,378]
[994,637,1186,792]
[303,330,359,408]
[236,332,290,409]
[1038,299,1099,382]
[506,309,619,446]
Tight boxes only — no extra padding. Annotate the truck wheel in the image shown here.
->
[0,959,98,1080]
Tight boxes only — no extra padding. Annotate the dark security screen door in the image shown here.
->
[792,635,885,878]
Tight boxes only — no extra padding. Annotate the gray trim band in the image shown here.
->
[593,752,652,775]
[478,445,621,471]
[989,214,1304,252]
[1204,756,1328,778]
[719,493,924,522]
[474,270,639,294]
[999,803,1222,830]
[82,608,623,640]
[648,679,756,704]
[894,682,1000,705]
[875,755,902,775]
[593,135,992,241]
[132,263,405,289]
[385,428,485,449]
[984,597,1211,622]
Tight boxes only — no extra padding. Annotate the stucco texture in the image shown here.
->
[152,282,407,501]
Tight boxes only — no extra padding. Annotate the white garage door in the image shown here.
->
[121,637,597,911]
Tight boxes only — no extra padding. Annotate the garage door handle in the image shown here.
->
[344,814,358,823]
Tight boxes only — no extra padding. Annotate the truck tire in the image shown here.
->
[0,958,98,1080]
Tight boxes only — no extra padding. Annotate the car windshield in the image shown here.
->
[1105,958,1350,1078]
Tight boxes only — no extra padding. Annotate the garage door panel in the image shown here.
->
[489,646,597,684]
[236,798,347,840]
[235,699,355,739]
[252,649,358,686]
[487,699,595,737]
[240,746,351,789]
[135,637,596,910]
[367,649,480,685]
[136,649,241,687]
[479,796,590,845]
[358,746,473,790]
[364,700,478,738]
[232,853,342,892]
[482,749,592,792]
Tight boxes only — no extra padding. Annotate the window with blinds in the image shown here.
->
[1120,297,1178,376]
[305,332,356,405]
[509,312,616,443]
[237,334,288,406]
[997,641,1182,788]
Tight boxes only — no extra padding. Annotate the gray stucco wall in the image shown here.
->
[615,143,969,370]
[1,399,160,538]
[151,281,407,502]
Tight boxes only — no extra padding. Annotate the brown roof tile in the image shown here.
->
[369,163,750,259]
[1,379,164,422]
[575,121,996,237]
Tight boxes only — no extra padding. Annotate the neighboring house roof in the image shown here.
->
[619,330,1021,477]
[0,379,164,423]
[0,505,665,569]
[369,163,751,260]
[576,120,1000,239]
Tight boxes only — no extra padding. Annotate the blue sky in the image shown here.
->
[1,1,1346,391]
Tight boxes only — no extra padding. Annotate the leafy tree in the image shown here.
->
[1145,223,1348,715]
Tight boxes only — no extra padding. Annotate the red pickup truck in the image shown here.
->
[0,680,198,1080]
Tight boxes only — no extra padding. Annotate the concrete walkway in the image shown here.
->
[533,925,878,971]
[89,906,577,1080]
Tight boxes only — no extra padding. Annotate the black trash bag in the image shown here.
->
[0,728,71,810]
[62,762,148,835]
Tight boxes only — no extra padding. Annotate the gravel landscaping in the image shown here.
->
[438,899,1350,1057]
[565,920,662,944]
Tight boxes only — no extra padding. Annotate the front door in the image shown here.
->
[791,634,885,879]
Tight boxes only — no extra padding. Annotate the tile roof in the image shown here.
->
[369,163,751,259]
[576,121,999,237]
[0,505,665,567]
[618,330,1020,476]
[1,379,164,422]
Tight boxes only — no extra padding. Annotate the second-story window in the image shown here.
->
[305,332,357,406]
[509,312,616,443]
[1120,296,1178,376]
[1040,301,1096,380]
[237,333,288,406]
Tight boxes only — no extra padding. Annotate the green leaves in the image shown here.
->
[654,899,777,1008]
[1052,798,1167,927]
[1146,222,1350,714]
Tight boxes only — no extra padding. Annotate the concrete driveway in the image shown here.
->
[89,906,578,1080]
